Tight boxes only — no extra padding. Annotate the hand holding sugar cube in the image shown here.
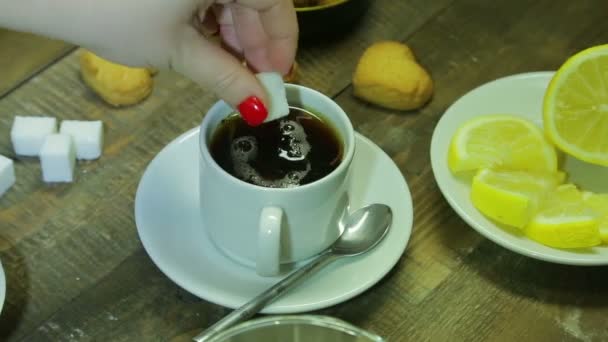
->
[238,72,290,126]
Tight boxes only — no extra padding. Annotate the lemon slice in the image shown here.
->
[583,192,608,243]
[471,168,565,228]
[448,115,558,173]
[543,44,608,166]
[525,184,601,248]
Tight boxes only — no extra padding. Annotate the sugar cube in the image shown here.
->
[0,155,15,197]
[40,134,76,182]
[256,72,289,123]
[11,116,57,156]
[59,120,103,160]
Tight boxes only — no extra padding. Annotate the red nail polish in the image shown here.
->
[238,96,268,126]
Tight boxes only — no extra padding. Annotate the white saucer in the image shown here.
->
[135,128,413,313]
[431,71,608,266]
[0,259,5,313]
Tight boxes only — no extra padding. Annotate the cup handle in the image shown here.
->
[257,206,283,277]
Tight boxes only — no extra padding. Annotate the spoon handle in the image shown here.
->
[193,251,336,342]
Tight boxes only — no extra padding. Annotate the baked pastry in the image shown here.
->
[79,50,154,107]
[352,41,433,110]
[283,61,299,83]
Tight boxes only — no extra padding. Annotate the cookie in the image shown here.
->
[79,50,154,107]
[283,61,299,84]
[353,41,433,110]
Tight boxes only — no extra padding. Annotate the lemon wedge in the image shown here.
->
[471,168,565,229]
[448,115,558,173]
[525,184,601,248]
[583,192,608,243]
[543,44,608,166]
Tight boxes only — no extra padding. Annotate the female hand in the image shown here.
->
[1,0,298,114]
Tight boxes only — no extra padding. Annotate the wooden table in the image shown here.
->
[1,1,607,341]
[0,30,73,98]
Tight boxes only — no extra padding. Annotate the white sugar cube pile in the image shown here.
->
[40,134,76,183]
[60,120,103,160]
[0,155,15,197]
[6,116,104,186]
[11,116,57,156]
[256,72,290,123]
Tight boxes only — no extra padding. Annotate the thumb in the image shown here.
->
[172,27,268,113]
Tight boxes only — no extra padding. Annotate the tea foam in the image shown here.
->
[230,120,312,188]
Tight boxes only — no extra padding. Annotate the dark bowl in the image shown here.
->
[295,0,371,41]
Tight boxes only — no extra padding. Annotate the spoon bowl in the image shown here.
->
[333,204,392,256]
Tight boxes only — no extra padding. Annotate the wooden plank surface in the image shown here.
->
[1,0,608,341]
[0,30,73,97]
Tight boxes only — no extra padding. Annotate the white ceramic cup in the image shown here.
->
[198,84,355,277]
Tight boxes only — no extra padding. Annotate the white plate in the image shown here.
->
[431,71,608,266]
[135,128,413,313]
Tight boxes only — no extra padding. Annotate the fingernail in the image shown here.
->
[238,96,268,126]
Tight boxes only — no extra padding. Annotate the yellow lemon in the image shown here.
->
[543,44,608,166]
[525,184,601,249]
[448,115,558,173]
[471,168,565,229]
[583,192,608,243]
[541,183,581,205]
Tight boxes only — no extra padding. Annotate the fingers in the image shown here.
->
[233,0,299,75]
[197,7,219,37]
[212,5,243,56]
[176,0,297,116]
[253,0,299,74]
[229,4,273,72]
[172,26,267,109]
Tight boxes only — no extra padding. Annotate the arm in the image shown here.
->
[0,0,299,113]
